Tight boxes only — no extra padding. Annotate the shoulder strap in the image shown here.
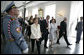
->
[8,17,16,38]
[8,17,23,51]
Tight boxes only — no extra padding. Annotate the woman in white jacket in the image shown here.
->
[30,18,41,54]
[49,19,57,47]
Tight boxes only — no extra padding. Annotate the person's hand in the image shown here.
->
[63,32,65,34]
[23,48,29,54]
[36,38,39,41]
[41,32,42,35]
[46,27,49,29]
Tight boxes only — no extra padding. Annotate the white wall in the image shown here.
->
[56,1,71,24]
[2,1,71,37]
[23,1,71,25]
[18,1,71,36]
[69,1,83,38]
[1,1,12,13]
[55,1,71,37]
[24,1,71,36]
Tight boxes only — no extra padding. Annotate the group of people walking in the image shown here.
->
[1,1,83,54]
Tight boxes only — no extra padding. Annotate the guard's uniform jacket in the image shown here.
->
[2,15,28,54]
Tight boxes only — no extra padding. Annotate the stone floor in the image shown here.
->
[1,36,83,54]
[27,36,83,54]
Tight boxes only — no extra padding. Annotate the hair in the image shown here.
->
[63,17,67,21]
[46,15,50,18]
[30,16,33,19]
[51,19,56,23]
[80,17,83,20]
[6,8,12,13]
[33,18,38,23]
[52,17,54,18]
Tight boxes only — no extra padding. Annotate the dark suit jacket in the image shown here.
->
[39,20,44,32]
[75,21,83,32]
[60,21,67,34]
[39,19,49,34]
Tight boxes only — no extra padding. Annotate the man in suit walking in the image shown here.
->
[39,15,50,48]
[75,17,83,44]
[56,17,72,47]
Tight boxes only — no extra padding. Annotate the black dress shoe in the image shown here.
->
[75,42,79,44]
[31,50,34,53]
[56,42,60,44]
[67,44,71,47]
[68,44,72,45]
[44,46,48,48]
[67,44,72,47]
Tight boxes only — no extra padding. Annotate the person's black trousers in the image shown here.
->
[76,31,82,43]
[27,26,31,42]
[44,33,48,47]
[57,31,70,45]
[39,31,48,47]
[31,39,40,54]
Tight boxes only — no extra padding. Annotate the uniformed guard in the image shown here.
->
[2,1,28,54]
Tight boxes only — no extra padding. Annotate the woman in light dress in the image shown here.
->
[49,19,57,47]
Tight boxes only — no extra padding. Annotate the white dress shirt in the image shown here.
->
[30,23,41,39]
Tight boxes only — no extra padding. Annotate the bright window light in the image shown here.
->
[69,1,83,39]
[44,4,56,21]
[19,10,22,17]
[32,7,38,18]
[25,9,28,17]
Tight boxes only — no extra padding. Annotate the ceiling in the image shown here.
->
[1,1,48,13]
[14,1,31,7]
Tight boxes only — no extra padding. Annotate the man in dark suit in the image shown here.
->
[50,17,54,23]
[39,17,44,33]
[75,17,83,44]
[39,15,50,48]
[56,17,72,47]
